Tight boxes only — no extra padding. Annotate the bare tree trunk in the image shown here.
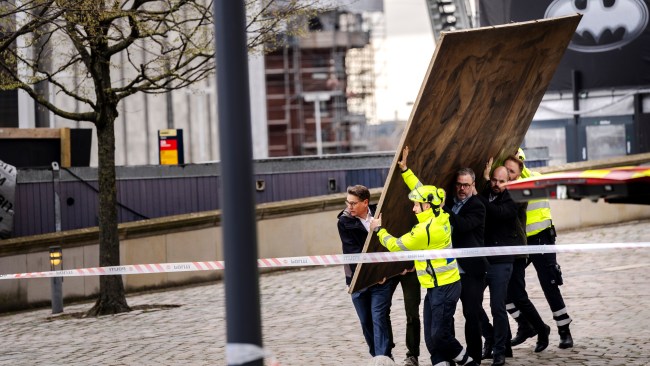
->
[86,108,130,316]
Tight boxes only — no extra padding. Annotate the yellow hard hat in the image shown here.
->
[408,185,442,206]
[437,187,446,202]
[517,148,526,161]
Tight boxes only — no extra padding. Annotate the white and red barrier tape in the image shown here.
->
[1,242,650,280]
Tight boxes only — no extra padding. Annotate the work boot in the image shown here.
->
[403,356,418,366]
[456,357,477,366]
[481,339,493,359]
[534,324,551,353]
[558,325,574,349]
[510,317,537,347]
[491,354,505,366]
[455,353,476,366]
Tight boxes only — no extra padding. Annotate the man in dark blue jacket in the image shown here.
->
[443,167,488,364]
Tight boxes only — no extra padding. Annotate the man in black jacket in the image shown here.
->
[503,155,550,353]
[337,185,395,359]
[475,166,517,366]
[443,168,488,364]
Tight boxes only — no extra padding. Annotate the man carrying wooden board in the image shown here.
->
[370,147,478,366]
[338,184,396,360]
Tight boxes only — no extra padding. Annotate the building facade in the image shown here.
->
[264,9,378,157]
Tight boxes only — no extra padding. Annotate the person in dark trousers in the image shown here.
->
[475,166,517,366]
[502,155,550,353]
[515,149,574,349]
[370,146,478,366]
[443,167,488,364]
[389,268,422,366]
[337,185,395,359]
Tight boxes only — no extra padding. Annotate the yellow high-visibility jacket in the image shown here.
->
[375,169,460,288]
[521,167,553,236]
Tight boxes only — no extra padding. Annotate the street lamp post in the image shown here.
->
[214,2,263,366]
[303,91,341,157]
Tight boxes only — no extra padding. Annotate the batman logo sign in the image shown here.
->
[545,0,649,52]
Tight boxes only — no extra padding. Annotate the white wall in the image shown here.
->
[375,0,435,123]
[38,0,270,167]
[249,53,270,160]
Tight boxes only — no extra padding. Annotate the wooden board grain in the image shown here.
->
[350,15,582,293]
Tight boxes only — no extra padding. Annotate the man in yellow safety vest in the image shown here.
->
[503,148,574,349]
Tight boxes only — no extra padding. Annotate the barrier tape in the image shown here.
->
[1,242,650,281]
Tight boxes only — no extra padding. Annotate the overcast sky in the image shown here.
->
[374,0,436,122]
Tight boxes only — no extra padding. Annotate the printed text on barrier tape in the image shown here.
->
[1,242,650,280]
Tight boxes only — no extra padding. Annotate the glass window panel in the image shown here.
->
[586,124,626,160]
[524,127,566,166]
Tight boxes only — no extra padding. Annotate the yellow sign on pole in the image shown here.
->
[158,129,184,165]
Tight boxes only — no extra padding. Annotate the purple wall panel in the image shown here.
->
[172,178,187,215]
[13,184,33,236]
[12,184,27,236]
[144,179,154,215]
[38,183,55,234]
[116,180,141,223]
[60,181,98,230]
[151,179,164,216]
[12,167,388,237]
[13,182,55,237]
[60,182,78,230]
[192,176,218,211]
[187,177,199,214]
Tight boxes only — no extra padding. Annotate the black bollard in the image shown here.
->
[49,246,63,314]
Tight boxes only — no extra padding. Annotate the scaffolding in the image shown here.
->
[264,9,379,157]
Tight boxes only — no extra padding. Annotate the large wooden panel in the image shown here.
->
[350,15,582,293]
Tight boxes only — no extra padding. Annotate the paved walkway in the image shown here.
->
[2,221,650,365]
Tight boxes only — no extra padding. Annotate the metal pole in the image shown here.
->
[314,100,323,156]
[50,276,63,314]
[571,69,582,162]
[51,162,63,314]
[52,162,61,232]
[213,2,263,366]
[633,93,644,154]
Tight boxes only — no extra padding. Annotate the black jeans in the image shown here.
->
[507,257,547,334]
[460,272,485,363]
[482,262,513,357]
[351,279,395,357]
[528,228,572,328]
[424,281,466,365]
[390,270,422,358]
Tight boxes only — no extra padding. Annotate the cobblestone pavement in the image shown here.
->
[2,220,650,365]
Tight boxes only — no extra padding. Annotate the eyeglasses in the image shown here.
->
[455,182,472,189]
[345,200,361,207]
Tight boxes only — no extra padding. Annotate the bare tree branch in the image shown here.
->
[0,0,333,316]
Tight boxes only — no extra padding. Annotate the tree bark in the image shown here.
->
[86,103,131,316]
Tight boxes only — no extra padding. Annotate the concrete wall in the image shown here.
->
[551,200,650,232]
[1,191,650,312]
[0,193,347,312]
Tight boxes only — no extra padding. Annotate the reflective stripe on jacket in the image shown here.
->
[521,168,553,236]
